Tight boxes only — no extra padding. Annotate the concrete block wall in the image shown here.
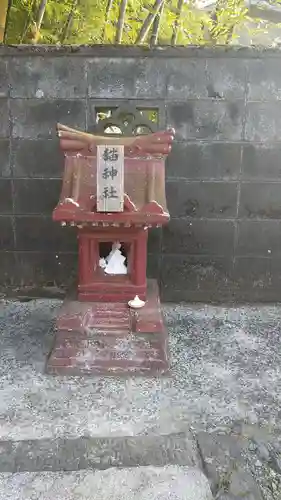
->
[1,45,281,302]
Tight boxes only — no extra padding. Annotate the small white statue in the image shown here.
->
[99,242,127,275]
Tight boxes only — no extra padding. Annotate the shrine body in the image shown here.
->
[47,115,175,376]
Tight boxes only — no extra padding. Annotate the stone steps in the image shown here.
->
[0,434,214,499]
[0,433,200,473]
[0,466,213,500]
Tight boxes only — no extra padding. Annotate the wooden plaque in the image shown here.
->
[96,145,124,212]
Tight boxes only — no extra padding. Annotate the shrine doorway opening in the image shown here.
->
[98,241,130,273]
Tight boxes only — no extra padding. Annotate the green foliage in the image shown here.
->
[5,0,108,44]
[3,0,275,46]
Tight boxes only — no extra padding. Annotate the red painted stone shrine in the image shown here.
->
[47,107,175,376]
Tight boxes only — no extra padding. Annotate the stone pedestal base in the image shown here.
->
[46,280,169,376]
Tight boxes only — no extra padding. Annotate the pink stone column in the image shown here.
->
[134,229,148,288]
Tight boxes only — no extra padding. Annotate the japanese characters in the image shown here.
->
[97,145,125,212]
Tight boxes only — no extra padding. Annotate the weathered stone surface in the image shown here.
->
[245,101,281,142]
[134,58,169,99]
[13,179,61,215]
[0,252,18,286]
[0,466,213,500]
[0,139,10,177]
[228,467,263,499]
[239,182,281,219]
[268,447,281,475]
[243,436,281,499]
[197,432,247,491]
[165,57,246,100]
[9,57,87,99]
[166,101,244,141]
[241,143,281,181]
[87,58,139,98]
[14,216,77,252]
[87,58,168,99]
[16,252,77,288]
[162,219,235,256]
[0,216,14,250]
[0,60,9,97]
[232,255,281,301]
[166,59,207,99]
[166,142,241,181]
[0,433,200,473]
[205,58,247,100]
[247,58,281,101]
[216,496,236,500]
[197,432,266,498]
[11,139,63,178]
[10,99,86,139]
[236,220,281,257]
[0,180,13,214]
[165,181,238,219]
[0,99,9,138]
[161,255,234,302]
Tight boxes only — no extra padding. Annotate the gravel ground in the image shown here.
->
[0,298,281,441]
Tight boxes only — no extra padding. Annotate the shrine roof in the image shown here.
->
[57,123,175,157]
[53,127,174,227]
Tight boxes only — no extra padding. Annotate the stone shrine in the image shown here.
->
[47,106,175,376]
